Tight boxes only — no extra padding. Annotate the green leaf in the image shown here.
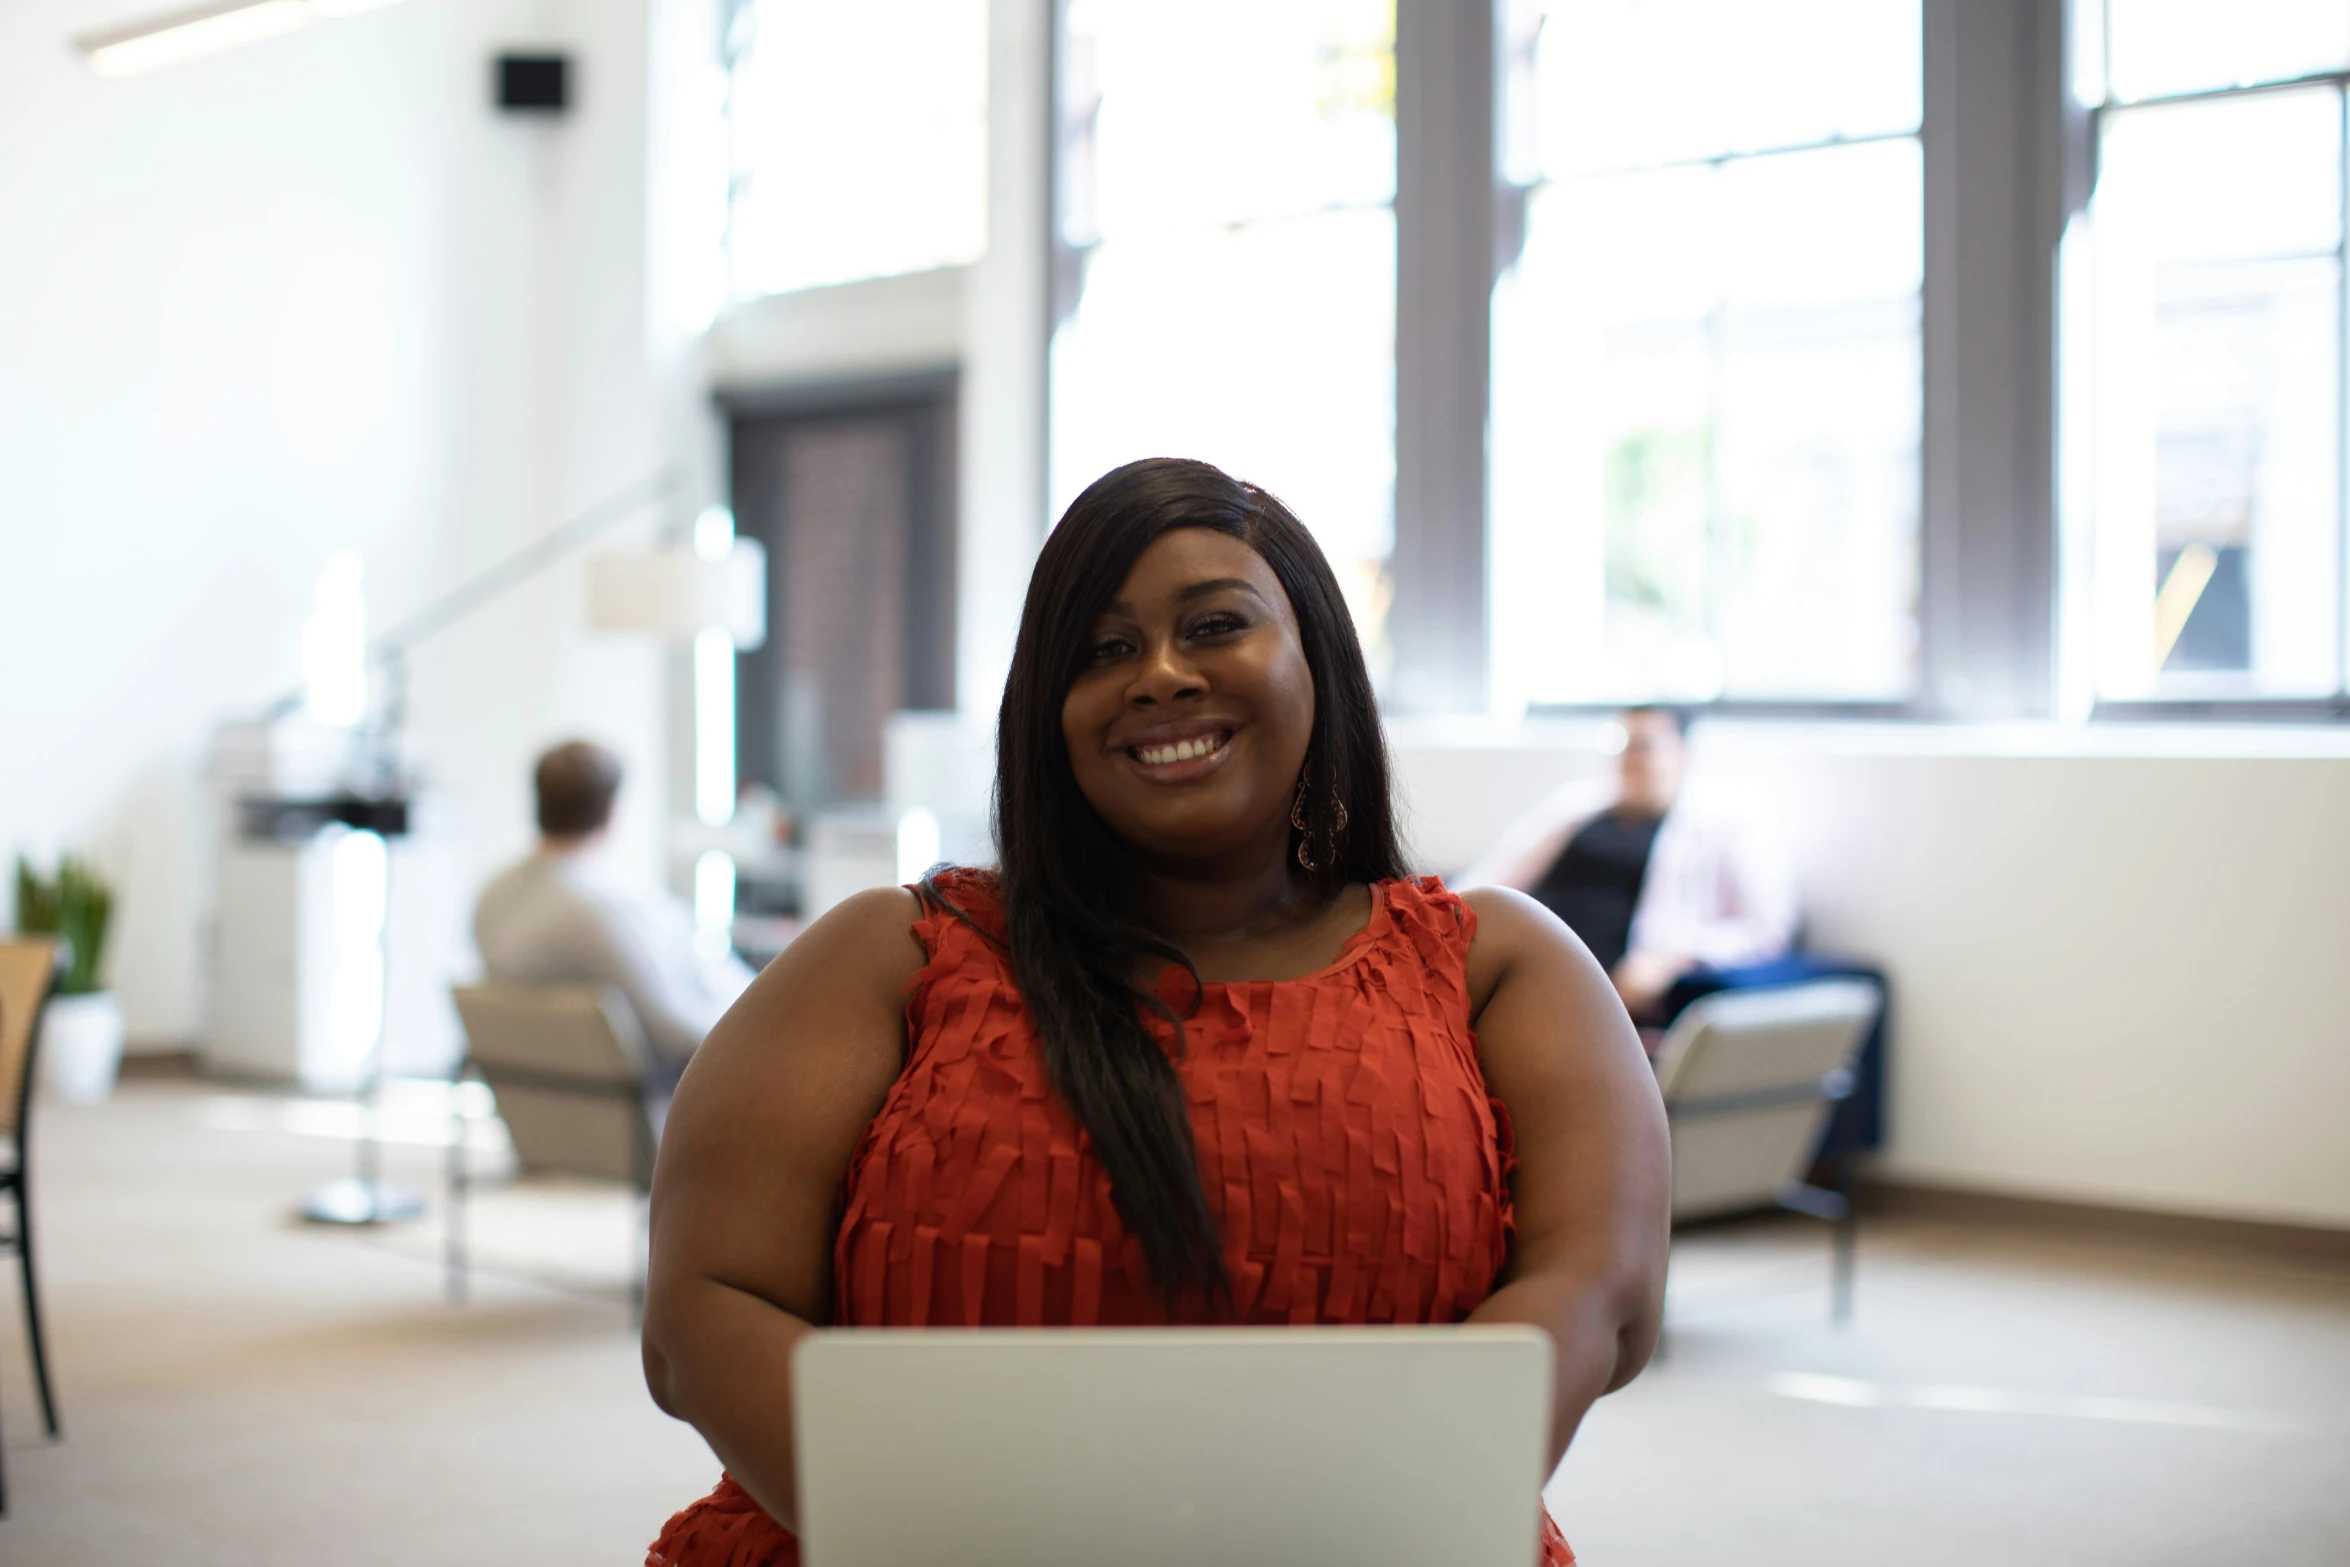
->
[13,854,113,995]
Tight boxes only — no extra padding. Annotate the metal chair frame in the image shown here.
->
[1665,1061,1862,1321]
[0,943,66,1516]
[444,1006,663,1319]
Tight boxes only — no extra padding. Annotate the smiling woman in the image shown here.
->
[998,460,1410,1298]
[638,457,1670,1567]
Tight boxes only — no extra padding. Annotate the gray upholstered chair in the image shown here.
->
[1653,977,1883,1319]
[446,984,669,1311]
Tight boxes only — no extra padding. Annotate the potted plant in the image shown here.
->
[15,855,122,1104]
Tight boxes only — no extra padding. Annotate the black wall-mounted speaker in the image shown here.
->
[495,53,569,113]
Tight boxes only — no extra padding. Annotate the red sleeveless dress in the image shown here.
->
[648,870,1576,1565]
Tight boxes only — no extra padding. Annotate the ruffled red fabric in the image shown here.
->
[645,1475,774,1566]
[648,872,1575,1566]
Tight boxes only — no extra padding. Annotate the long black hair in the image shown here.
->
[973,456,1410,1304]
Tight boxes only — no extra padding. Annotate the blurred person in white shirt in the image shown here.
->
[474,741,754,1076]
[1455,707,1798,1025]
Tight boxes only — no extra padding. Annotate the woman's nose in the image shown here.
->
[1129,639,1205,704]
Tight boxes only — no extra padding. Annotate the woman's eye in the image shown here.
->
[1189,612,1246,638]
[1088,636,1133,663]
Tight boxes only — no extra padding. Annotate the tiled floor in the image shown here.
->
[2,1077,2345,1565]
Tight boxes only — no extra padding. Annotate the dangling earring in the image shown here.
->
[1292,769,1320,871]
[1308,790,1348,872]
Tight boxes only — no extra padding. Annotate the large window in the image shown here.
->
[1051,0,1398,662]
[723,0,988,299]
[1489,0,1923,710]
[2075,0,2349,704]
[1027,0,2350,722]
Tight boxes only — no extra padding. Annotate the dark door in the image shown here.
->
[727,374,957,815]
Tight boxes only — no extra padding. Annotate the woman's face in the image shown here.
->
[1061,527,1317,866]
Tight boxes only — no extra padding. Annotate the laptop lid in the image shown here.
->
[794,1325,1554,1567]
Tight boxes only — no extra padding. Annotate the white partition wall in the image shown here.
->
[1390,720,2350,1231]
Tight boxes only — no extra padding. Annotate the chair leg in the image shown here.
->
[1831,1199,1857,1325]
[630,1193,648,1327]
[630,1110,653,1326]
[444,1100,469,1306]
[17,1185,60,1436]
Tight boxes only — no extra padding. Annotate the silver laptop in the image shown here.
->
[794,1326,1554,1567]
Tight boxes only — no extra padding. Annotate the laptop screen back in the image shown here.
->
[794,1325,1554,1567]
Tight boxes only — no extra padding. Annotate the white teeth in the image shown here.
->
[1135,733,1227,767]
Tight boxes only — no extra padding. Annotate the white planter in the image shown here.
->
[42,991,125,1105]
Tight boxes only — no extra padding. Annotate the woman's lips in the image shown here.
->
[1123,728,1234,783]
[1132,730,1228,766]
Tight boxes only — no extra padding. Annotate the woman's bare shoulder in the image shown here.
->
[795,885,931,979]
[744,886,927,1020]
[680,886,927,1095]
[1458,884,1605,1020]
[1458,883,1565,954]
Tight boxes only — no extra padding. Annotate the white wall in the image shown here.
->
[1390,722,2350,1232]
[0,0,703,1053]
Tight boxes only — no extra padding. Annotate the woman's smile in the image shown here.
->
[1117,719,1238,782]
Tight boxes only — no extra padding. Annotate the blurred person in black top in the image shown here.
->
[1529,810,1663,974]
[1465,709,1889,1152]
[1458,708,1796,1024]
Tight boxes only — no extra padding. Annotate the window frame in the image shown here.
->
[1044,0,1409,694]
[1494,0,1973,723]
[1498,60,1928,716]
[2073,41,2350,720]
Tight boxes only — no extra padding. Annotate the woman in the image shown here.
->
[641,458,1670,1565]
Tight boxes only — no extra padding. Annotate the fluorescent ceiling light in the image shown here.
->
[77,0,309,75]
[75,0,410,78]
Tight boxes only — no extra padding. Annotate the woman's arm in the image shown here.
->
[1460,886,1672,1470]
[640,886,928,1532]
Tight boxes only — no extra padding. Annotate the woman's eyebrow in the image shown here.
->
[1101,578,1266,617]
[1172,577,1266,605]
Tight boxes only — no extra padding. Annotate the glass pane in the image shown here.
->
[2088,89,2345,698]
[2107,0,2350,103]
[1063,0,1394,245]
[2096,87,2345,263]
[1524,0,1919,178]
[727,0,989,298]
[1053,0,1396,660]
[1051,210,1397,661]
[1491,140,1922,706]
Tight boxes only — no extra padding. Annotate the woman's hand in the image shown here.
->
[640,886,927,1532]
[1461,887,1672,1471]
